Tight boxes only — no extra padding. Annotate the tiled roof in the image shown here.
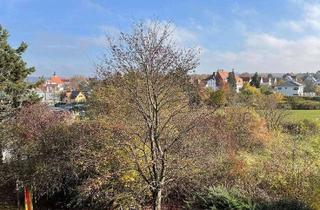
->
[277,80,302,87]
[217,70,229,80]
[49,75,64,84]
[204,74,215,81]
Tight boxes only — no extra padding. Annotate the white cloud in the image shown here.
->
[80,0,109,13]
[199,33,320,73]
[173,25,198,47]
[280,20,304,32]
[282,3,320,32]
[231,2,258,17]
[194,1,320,74]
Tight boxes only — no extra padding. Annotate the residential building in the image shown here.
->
[283,73,297,82]
[260,77,272,86]
[303,74,320,86]
[45,72,65,92]
[275,80,304,96]
[240,76,251,83]
[304,74,317,83]
[235,77,244,92]
[204,74,218,91]
[35,72,68,105]
[204,69,243,92]
[35,89,60,105]
[62,90,87,104]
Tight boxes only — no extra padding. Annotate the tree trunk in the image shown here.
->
[152,188,162,210]
[0,144,3,165]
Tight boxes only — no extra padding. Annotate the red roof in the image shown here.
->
[49,75,64,84]
[217,70,229,81]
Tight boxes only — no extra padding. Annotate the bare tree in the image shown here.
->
[65,75,88,91]
[98,21,199,210]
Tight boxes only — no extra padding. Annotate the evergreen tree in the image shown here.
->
[0,25,37,163]
[0,25,37,121]
[250,72,261,88]
[227,69,237,92]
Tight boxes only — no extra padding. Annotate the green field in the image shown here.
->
[286,110,320,122]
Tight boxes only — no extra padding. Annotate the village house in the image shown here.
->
[45,72,65,92]
[304,74,320,86]
[260,77,278,87]
[204,69,243,92]
[240,76,251,83]
[236,77,244,92]
[204,74,218,91]
[283,73,297,82]
[260,77,272,86]
[239,73,277,87]
[61,90,87,104]
[35,72,69,105]
[275,80,304,96]
[35,90,60,105]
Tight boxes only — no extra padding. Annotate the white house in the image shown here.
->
[35,89,60,105]
[305,74,317,83]
[204,70,243,92]
[260,77,272,86]
[275,80,304,96]
[205,74,218,91]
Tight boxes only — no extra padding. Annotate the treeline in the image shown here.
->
[1,22,320,210]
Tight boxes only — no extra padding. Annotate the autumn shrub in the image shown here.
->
[282,119,320,135]
[239,128,320,208]
[202,88,226,107]
[222,107,269,150]
[31,121,145,209]
[185,186,256,210]
[1,103,70,184]
[286,96,320,110]
[2,103,145,209]
[166,108,270,207]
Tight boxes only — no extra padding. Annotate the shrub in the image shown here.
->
[185,186,256,210]
[185,186,312,210]
[282,119,320,135]
[257,199,312,210]
[205,89,226,107]
[286,97,320,110]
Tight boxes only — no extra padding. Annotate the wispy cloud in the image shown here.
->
[194,1,320,74]
[200,33,320,73]
[231,2,258,17]
[80,0,109,13]
[281,2,320,32]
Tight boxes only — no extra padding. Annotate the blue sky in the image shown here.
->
[1,0,320,76]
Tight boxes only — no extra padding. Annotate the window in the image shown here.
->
[278,87,282,90]
[293,87,299,90]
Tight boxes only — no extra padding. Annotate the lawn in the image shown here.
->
[285,110,320,122]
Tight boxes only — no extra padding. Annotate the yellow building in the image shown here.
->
[62,90,86,103]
